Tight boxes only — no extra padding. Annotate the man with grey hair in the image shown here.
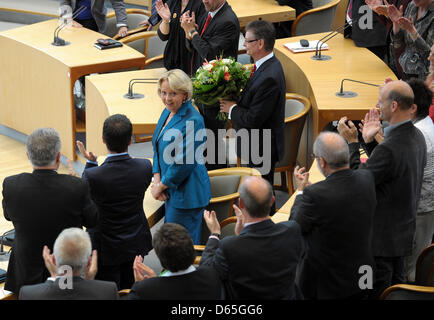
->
[200,176,304,299]
[338,80,426,298]
[19,228,118,300]
[2,128,98,294]
[290,132,377,299]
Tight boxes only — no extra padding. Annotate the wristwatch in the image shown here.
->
[210,233,221,239]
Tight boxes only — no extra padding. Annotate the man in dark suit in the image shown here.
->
[220,20,286,213]
[290,132,376,299]
[180,0,240,170]
[19,228,118,300]
[77,114,153,290]
[125,223,223,300]
[338,80,427,299]
[2,128,98,294]
[200,176,304,300]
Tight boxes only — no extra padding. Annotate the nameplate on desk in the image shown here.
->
[283,40,329,53]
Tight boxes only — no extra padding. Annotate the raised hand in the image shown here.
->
[133,255,156,282]
[337,116,359,144]
[203,210,221,235]
[42,246,58,278]
[76,140,97,162]
[155,0,171,23]
[397,16,417,34]
[233,204,245,236]
[84,250,98,280]
[361,108,382,143]
[365,0,388,16]
[387,3,404,24]
[293,166,310,191]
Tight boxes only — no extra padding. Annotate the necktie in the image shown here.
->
[250,64,256,79]
[347,0,353,20]
[200,14,212,36]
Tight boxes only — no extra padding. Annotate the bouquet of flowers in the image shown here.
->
[192,57,252,121]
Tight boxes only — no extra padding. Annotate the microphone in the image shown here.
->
[312,19,354,61]
[336,79,380,98]
[52,5,86,46]
[124,78,158,99]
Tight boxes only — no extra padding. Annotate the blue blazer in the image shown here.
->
[152,100,211,209]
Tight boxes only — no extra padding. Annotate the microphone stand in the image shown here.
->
[312,20,353,61]
[52,5,86,46]
[124,78,159,99]
[335,78,380,98]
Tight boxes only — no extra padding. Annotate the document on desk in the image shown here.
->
[284,40,329,53]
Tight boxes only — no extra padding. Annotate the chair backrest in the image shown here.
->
[275,93,311,169]
[292,0,341,36]
[220,216,238,239]
[200,167,262,244]
[105,8,150,38]
[381,284,434,300]
[415,244,434,286]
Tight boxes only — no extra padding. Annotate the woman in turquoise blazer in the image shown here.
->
[151,69,211,244]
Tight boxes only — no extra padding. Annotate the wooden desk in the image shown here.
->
[85,68,167,156]
[0,19,146,161]
[274,33,396,166]
[228,0,295,28]
[274,33,396,139]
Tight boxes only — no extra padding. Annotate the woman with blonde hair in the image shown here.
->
[150,69,211,244]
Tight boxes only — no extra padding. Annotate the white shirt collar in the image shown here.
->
[209,1,225,18]
[255,52,274,70]
[160,265,196,277]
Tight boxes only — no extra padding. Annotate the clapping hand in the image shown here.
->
[133,255,156,282]
[42,246,58,278]
[360,108,382,143]
[337,117,359,144]
[203,210,221,235]
[397,16,417,34]
[293,166,310,191]
[155,0,171,23]
[232,204,245,236]
[84,250,98,280]
[365,0,388,16]
[387,2,404,24]
[76,140,97,162]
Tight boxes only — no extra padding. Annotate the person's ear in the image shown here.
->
[56,152,61,164]
[410,103,417,116]
[239,198,245,209]
[129,136,132,146]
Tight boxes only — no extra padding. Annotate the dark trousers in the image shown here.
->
[96,258,135,291]
[75,18,99,32]
[370,256,406,300]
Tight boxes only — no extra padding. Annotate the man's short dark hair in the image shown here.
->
[388,89,414,111]
[407,78,433,119]
[246,20,276,52]
[152,223,195,272]
[238,178,273,218]
[102,114,132,153]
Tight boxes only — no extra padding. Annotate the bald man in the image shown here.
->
[290,132,376,299]
[338,80,427,299]
[200,176,304,300]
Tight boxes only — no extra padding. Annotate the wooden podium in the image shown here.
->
[0,19,146,160]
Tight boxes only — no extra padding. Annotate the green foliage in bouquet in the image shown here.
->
[192,57,252,120]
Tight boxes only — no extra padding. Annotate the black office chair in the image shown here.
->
[0,229,14,255]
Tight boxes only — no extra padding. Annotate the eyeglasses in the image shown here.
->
[245,39,259,43]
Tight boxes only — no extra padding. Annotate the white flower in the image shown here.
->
[222,58,233,65]
[223,66,229,72]
[203,63,213,71]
